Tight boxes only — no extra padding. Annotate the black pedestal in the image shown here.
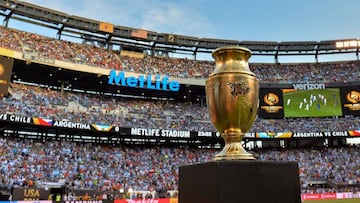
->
[179,160,301,203]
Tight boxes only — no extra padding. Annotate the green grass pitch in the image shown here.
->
[283,88,343,118]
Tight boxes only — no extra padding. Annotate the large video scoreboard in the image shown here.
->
[259,82,360,119]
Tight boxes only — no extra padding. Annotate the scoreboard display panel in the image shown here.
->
[282,88,343,118]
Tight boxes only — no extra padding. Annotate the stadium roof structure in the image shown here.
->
[1,0,360,62]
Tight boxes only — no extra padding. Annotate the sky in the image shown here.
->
[5,0,360,62]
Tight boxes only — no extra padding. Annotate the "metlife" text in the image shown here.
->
[108,70,180,91]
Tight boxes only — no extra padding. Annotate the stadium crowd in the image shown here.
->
[1,25,360,83]
[0,137,359,200]
[0,25,360,200]
[0,82,359,199]
[1,82,359,133]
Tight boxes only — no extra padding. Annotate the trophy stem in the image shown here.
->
[214,132,255,161]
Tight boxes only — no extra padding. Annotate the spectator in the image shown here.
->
[1,25,359,82]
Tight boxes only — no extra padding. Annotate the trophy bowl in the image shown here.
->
[205,46,259,160]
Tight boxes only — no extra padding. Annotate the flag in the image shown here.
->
[349,130,360,136]
[131,29,148,39]
[0,56,13,97]
[91,124,113,132]
[33,118,53,126]
[99,22,114,33]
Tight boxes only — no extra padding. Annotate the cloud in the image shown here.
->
[23,0,217,38]
[138,1,216,37]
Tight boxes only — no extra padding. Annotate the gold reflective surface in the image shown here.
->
[206,46,259,160]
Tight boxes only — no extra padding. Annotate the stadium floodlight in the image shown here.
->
[335,40,360,49]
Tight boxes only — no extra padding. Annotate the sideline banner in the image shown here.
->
[115,198,176,203]
[12,187,50,200]
[302,192,360,200]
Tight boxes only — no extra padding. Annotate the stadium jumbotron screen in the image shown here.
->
[283,88,343,118]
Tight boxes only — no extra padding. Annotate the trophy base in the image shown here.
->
[179,161,301,203]
[214,141,255,160]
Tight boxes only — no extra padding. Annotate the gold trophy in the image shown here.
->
[206,46,259,160]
